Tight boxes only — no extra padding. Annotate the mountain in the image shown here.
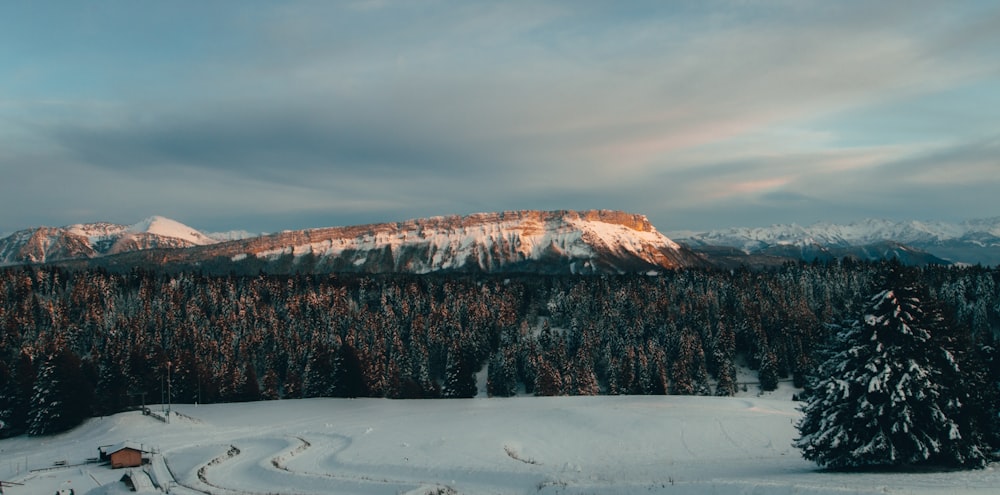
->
[11,212,992,273]
[0,216,217,266]
[76,210,706,274]
[674,217,1000,266]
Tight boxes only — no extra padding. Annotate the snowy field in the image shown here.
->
[2,395,997,495]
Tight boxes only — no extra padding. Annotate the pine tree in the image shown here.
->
[28,353,63,436]
[795,263,989,469]
[443,348,478,398]
[757,348,780,393]
[713,322,738,396]
[334,343,369,398]
[27,348,90,436]
[487,351,517,397]
[0,351,33,438]
[302,341,338,398]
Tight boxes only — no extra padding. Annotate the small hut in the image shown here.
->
[98,441,149,469]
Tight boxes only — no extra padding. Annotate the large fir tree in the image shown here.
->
[795,262,989,469]
[27,347,93,436]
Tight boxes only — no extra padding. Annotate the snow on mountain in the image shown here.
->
[76,210,702,274]
[673,217,1000,266]
[676,217,1000,249]
[0,210,699,273]
[233,209,698,274]
[0,216,218,266]
[127,216,217,246]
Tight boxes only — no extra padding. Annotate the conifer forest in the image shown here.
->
[1,261,998,440]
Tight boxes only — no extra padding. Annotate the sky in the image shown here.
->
[2,1,999,236]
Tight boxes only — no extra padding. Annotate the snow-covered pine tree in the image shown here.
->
[757,347,780,392]
[487,350,517,397]
[795,262,989,469]
[27,353,62,436]
[302,341,338,398]
[0,351,33,438]
[443,348,478,398]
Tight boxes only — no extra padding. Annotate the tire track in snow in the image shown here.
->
[197,435,420,495]
[716,419,752,456]
[270,436,311,471]
[278,432,550,494]
[679,427,698,458]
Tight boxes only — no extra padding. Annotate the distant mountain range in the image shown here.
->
[2,212,997,273]
[0,216,217,266]
[672,217,1000,267]
[0,210,705,274]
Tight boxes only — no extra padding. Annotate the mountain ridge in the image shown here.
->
[674,217,1000,266]
[0,216,217,266]
[5,212,997,272]
[1,210,706,274]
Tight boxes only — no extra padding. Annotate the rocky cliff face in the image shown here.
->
[0,227,97,265]
[77,210,704,274]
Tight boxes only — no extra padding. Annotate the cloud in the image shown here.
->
[2,1,999,233]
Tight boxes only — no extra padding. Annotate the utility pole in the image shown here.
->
[166,361,172,424]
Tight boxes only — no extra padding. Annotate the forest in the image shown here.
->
[1,260,998,437]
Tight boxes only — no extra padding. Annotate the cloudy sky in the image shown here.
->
[2,1,999,236]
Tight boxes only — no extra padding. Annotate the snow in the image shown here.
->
[66,222,132,241]
[2,396,996,495]
[0,216,220,266]
[127,217,217,246]
[672,217,1000,252]
[254,212,683,273]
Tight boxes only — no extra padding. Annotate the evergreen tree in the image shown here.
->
[757,348,780,392]
[92,352,130,416]
[533,357,563,396]
[302,341,338,398]
[334,343,369,398]
[0,360,12,435]
[795,263,989,469]
[27,353,63,436]
[0,351,33,438]
[28,348,92,436]
[713,322,738,396]
[443,348,478,398]
[487,351,517,397]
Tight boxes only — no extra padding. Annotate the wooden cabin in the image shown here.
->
[98,441,148,469]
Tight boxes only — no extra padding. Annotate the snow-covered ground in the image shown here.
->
[2,395,997,495]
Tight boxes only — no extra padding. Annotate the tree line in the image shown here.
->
[0,260,997,438]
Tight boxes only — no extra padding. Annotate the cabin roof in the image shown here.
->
[101,440,149,455]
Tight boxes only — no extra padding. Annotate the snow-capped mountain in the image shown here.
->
[674,217,1000,266]
[0,216,217,266]
[11,212,993,272]
[82,210,705,274]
